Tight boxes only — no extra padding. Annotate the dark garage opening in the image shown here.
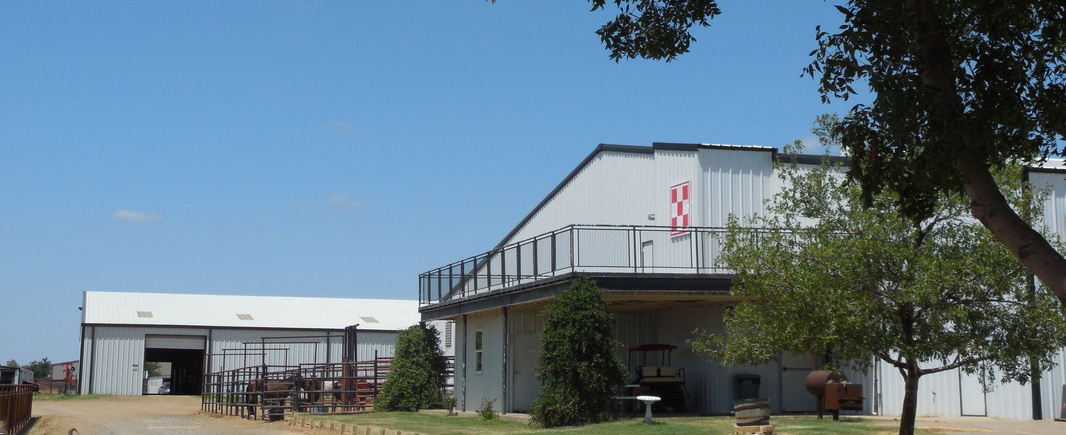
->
[144,347,204,395]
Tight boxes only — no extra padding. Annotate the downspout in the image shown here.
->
[462,314,468,412]
[77,324,86,395]
[207,328,213,376]
[78,291,87,395]
[1022,168,1043,420]
[88,326,96,394]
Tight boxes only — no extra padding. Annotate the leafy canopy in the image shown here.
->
[691,150,1066,434]
[808,1,1066,219]
[376,323,449,412]
[530,277,627,428]
[532,0,1066,302]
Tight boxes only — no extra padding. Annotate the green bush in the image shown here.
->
[375,323,448,412]
[530,277,627,427]
[477,398,498,420]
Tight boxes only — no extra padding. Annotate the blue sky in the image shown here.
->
[0,1,862,364]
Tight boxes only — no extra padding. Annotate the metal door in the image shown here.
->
[959,370,987,416]
[510,333,541,412]
[780,353,817,412]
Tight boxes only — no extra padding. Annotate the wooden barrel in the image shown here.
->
[734,399,770,426]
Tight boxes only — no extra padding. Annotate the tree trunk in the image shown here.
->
[898,368,921,435]
[902,0,1066,305]
[955,155,1066,305]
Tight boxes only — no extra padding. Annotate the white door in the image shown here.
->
[510,333,541,412]
[959,370,987,416]
[780,353,817,412]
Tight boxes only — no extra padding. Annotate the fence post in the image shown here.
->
[373,350,380,403]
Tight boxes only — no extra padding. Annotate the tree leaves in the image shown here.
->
[530,277,627,427]
[694,156,1066,385]
[376,324,449,412]
[589,0,721,61]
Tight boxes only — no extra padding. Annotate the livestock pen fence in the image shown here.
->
[201,356,454,421]
[0,385,33,435]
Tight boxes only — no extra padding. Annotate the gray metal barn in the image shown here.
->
[418,142,1066,420]
[78,291,433,396]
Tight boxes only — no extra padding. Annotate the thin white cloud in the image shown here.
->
[111,209,162,222]
[799,135,843,156]
[799,135,819,151]
[329,121,362,136]
[328,194,363,210]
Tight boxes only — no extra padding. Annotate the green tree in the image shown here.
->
[810,1,1066,305]
[144,362,163,377]
[499,0,1066,304]
[24,357,53,379]
[376,323,449,412]
[690,152,1066,435]
[530,277,627,428]
[4,359,18,368]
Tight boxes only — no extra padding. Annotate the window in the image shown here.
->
[474,330,484,373]
[444,321,454,348]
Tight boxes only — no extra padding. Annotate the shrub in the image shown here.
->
[375,323,448,411]
[529,277,627,427]
[477,398,498,420]
[441,394,457,416]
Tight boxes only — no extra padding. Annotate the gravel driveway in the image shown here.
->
[26,395,309,435]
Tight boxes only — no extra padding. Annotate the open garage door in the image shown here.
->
[144,335,205,396]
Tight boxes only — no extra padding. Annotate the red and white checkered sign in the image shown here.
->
[671,181,690,236]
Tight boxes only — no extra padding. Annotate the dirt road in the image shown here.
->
[26,395,309,435]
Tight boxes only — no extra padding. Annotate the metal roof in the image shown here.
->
[81,291,419,331]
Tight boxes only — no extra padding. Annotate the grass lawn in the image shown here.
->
[310,413,946,435]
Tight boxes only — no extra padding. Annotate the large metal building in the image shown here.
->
[78,291,433,396]
[417,142,1066,420]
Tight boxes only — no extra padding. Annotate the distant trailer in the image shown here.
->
[0,366,34,385]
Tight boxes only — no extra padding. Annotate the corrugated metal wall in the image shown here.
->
[698,148,774,227]
[207,329,345,371]
[877,359,1037,420]
[1032,171,1066,420]
[505,151,656,244]
[1031,171,1066,240]
[80,325,398,395]
[80,326,208,395]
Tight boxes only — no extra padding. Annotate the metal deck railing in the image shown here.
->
[419,224,763,307]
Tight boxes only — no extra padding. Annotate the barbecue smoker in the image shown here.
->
[805,370,864,420]
[626,344,688,412]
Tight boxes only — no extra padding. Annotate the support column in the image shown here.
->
[502,307,509,414]
[461,314,468,412]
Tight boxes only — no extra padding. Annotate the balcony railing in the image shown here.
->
[419,224,759,307]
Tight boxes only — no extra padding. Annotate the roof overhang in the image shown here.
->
[418,272,735,320]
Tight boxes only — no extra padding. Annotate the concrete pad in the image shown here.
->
[915,416,1066,435]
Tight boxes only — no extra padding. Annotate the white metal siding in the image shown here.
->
[698,148,774,227]
[1030,171,1066,241]
[454,316,467,410]
[207,329,344,372]
[80,325,397,395]
[505,151,656,244]
[145,335,205,350]
[81,326,208,395]
[1031,170,1066,420]
[876,358,1046,420]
